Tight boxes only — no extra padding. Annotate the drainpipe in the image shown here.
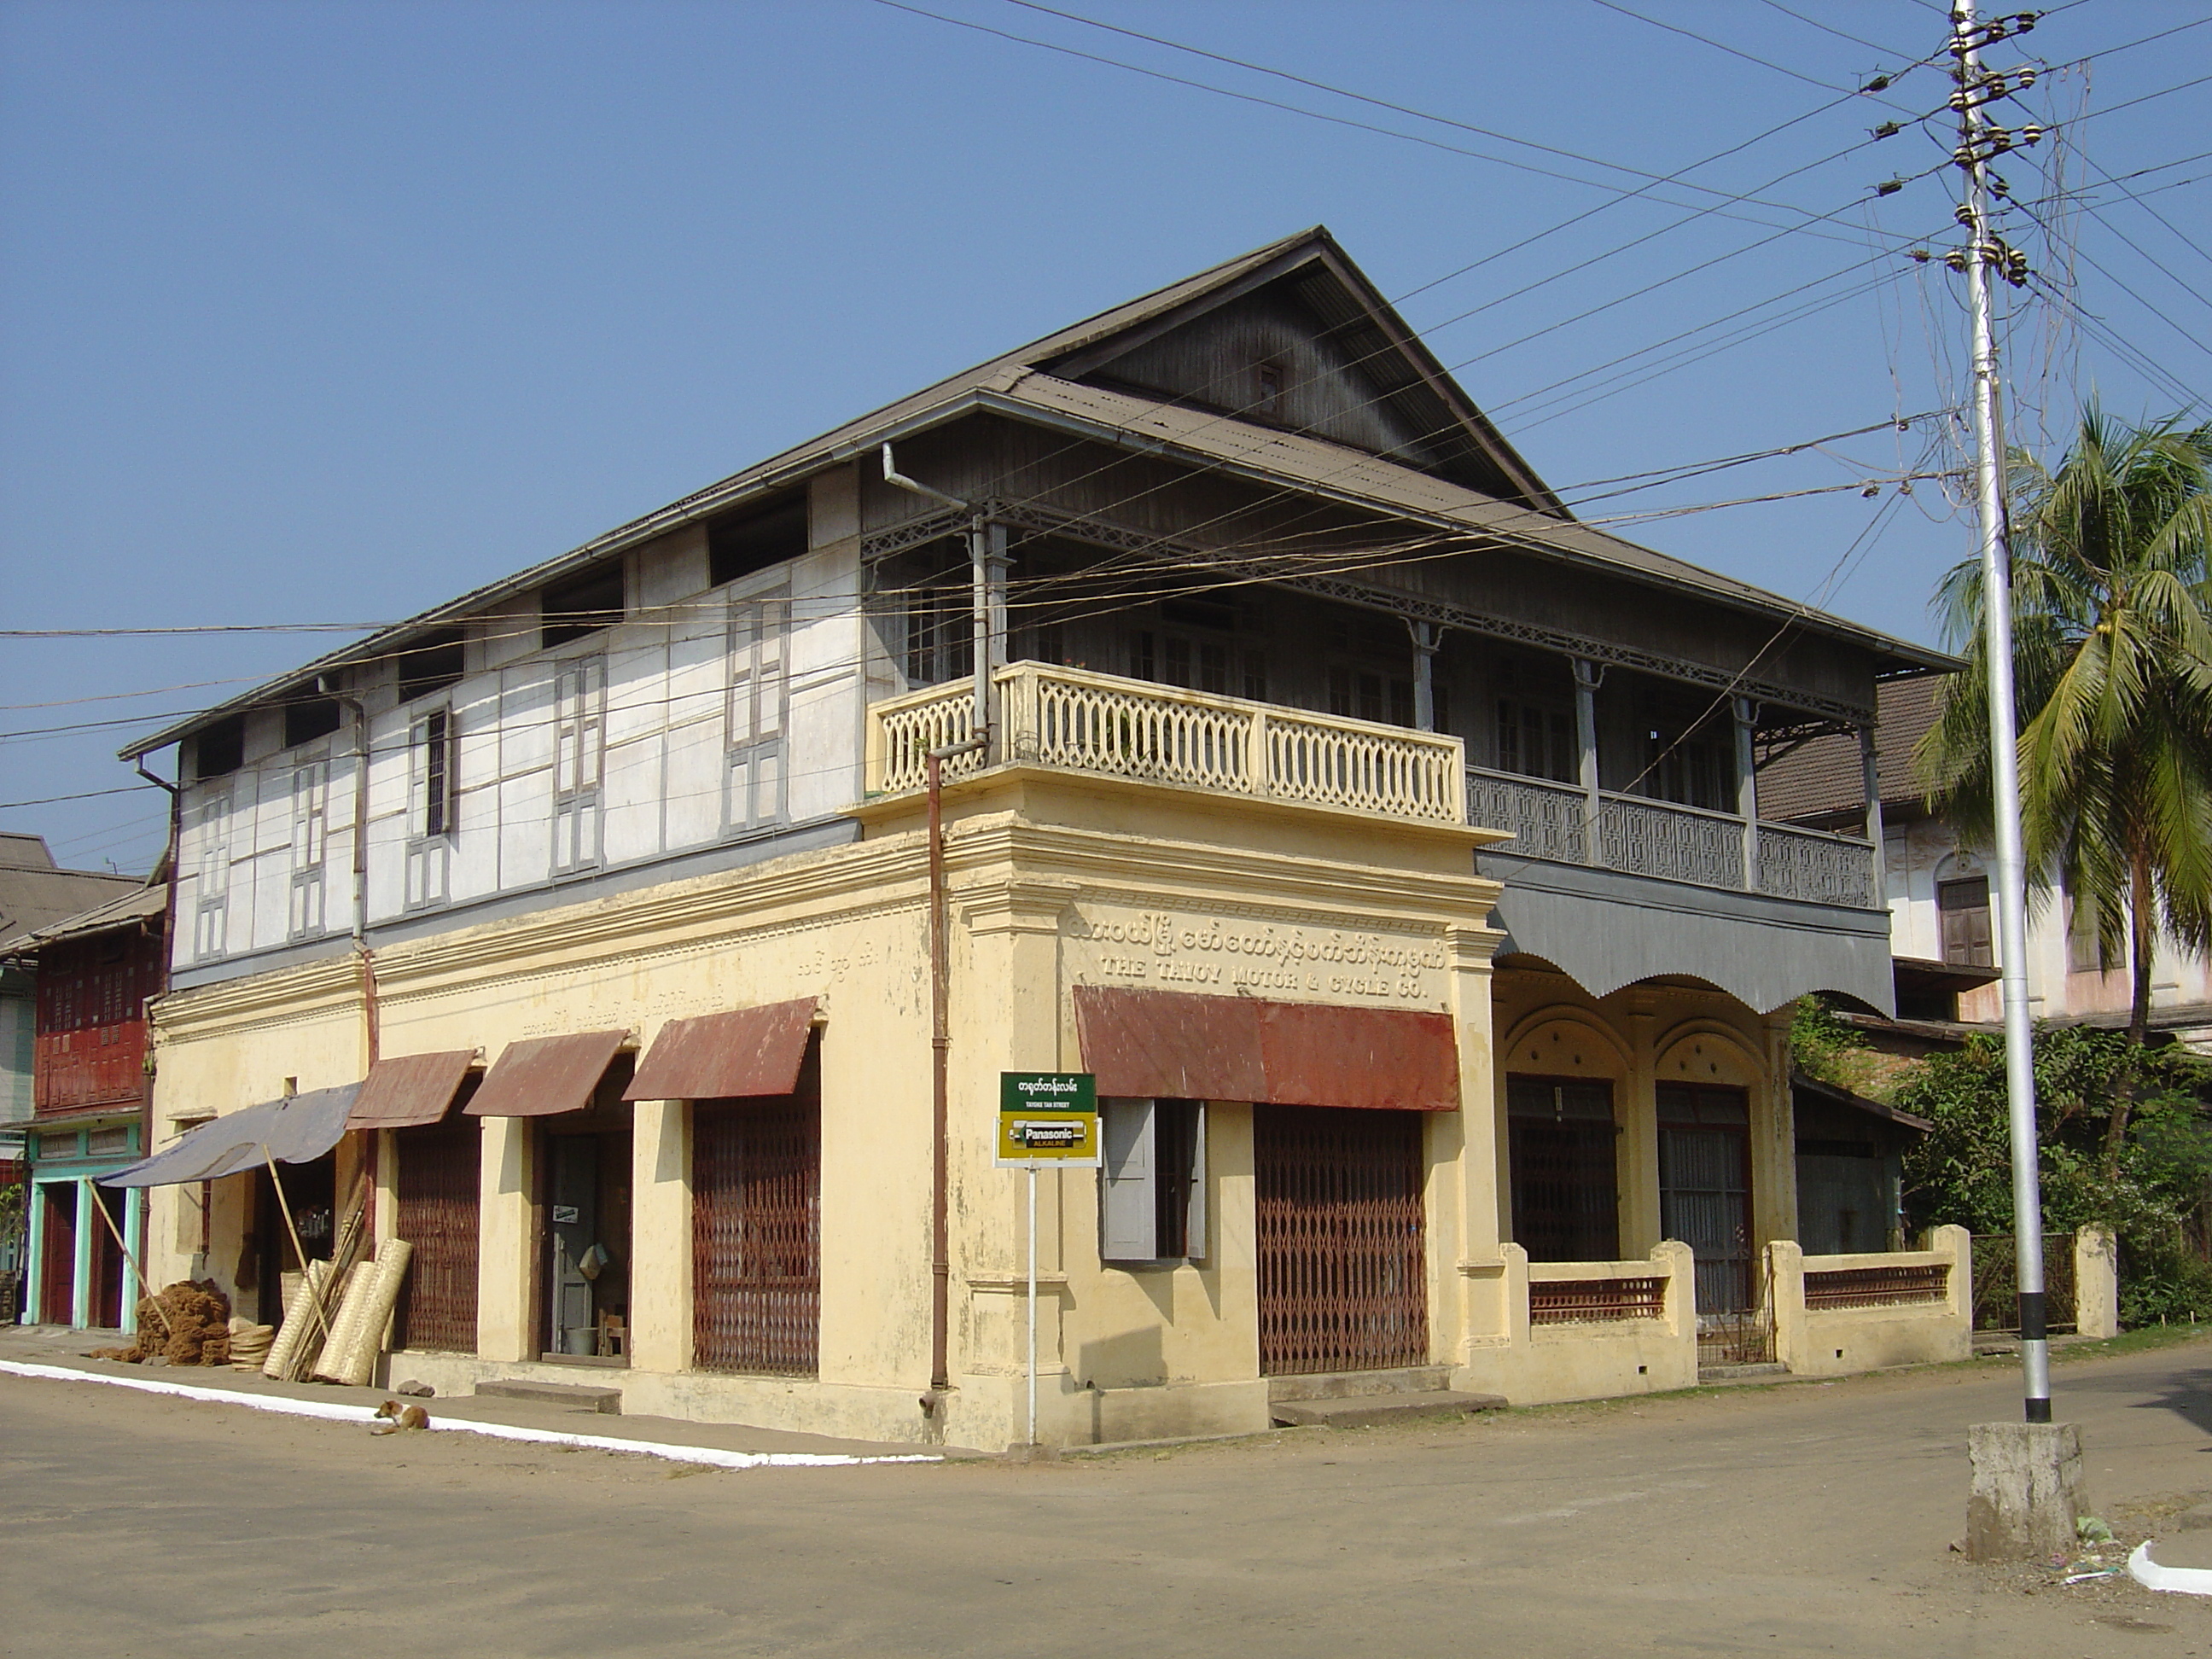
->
[317,678,378,1069]
[923,736,986,1409]
[132,756,181,1265]
[885,442,998,1412]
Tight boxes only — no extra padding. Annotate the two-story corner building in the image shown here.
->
[7,869,168,1330]
[113,229,1958,1448]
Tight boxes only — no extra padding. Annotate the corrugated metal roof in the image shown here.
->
[14,880,167,951]
[120,224,1954,759]
[992,373,1956,672]
[346,1049,478,1131]
[1073,986,1459,1111]
[464,1029,629,1119]
[0,864,146,953]
[623,998,818,1102]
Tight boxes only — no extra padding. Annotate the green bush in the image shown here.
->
[1897,1025,2212,1324]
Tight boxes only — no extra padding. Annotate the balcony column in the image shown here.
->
[1859,722,1888,909]
[1406,620,1440,731]
[1572,660,1602,861]
[1734,697,1760,891]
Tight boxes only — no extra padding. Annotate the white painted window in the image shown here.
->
[190,787,232,960]
[552,655,605,873]
[287,760,330,940]
[1099,1098,1207,1262]
[727,589,789,832]
[406,706,456,909]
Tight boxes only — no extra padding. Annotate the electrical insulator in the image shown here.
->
[1877,178,1906,197]
[1907,248,1935,264]
[1944,250,1970,272]
[1955,202,1976,227]
[2021,125,2045,147]
[1862,483,1882,498]
[1871,120,1901,139]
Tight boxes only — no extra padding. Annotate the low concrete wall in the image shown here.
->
[1771,1225,1971,1377]
[1454,1241,1697,1404]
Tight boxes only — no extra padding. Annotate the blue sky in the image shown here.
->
[3,0,2207,873]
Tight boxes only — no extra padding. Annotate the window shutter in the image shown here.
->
[1185,1103,1208,1261]
[1099,1097,1157,1261]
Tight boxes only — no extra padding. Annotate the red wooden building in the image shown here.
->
[20,879,168,1329]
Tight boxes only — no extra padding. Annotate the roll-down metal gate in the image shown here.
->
[393,1121,480,1353]
[1256,1104,1429,1376]
[692,1093,821,1376]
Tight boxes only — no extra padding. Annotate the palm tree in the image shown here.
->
[1919,408,2212,1145]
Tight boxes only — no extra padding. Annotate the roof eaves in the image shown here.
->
[979,381,1959,676]
[115,230,1329,762]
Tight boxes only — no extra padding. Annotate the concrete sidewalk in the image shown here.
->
[0,1323,972,1463]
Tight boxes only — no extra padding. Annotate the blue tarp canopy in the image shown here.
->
[100,1084,359,1187]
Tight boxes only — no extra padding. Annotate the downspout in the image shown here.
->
[883,442,994,1412]
[318,677,379,1071]
[132,755,182,1280]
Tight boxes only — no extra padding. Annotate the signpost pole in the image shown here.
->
[1027,1163,1039,1447]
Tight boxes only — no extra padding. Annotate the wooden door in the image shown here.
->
[1255,1105,1428,1376]
[38,1185,77,1326]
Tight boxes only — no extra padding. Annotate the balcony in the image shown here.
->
[865,665,1893,1011]
[868,663,1467,826]
[1464,766,1877,909]
[867,667,1878,910]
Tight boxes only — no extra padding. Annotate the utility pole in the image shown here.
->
[1949,2,2051,1425]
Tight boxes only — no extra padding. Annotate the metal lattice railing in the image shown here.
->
[870,664,1466,824]
[1599,795,1744,888]
[1528,1275,1667,1325]
[1756,824,1878,908]
[1466,768,1588,863]
[1803,1263,1949,1310]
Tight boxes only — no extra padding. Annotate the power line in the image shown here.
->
[1589,0,1846,92]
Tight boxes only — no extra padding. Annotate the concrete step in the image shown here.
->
[1697,1362,1789,1386]
[474,1377,623,1414]
[1267,1365,1453,1404]
[1270,1390,1505,1429]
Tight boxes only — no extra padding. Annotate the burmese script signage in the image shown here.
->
[1066,910,1444,1003]
[996,1071,1100,1167]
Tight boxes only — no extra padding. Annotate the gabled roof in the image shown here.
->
[123,226,1953,760]
[16,879,169,951]
[0,835,143,955]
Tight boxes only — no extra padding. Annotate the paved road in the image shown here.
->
[5,1343,2211,1657]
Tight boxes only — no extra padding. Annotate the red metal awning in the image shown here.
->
[1072,986,1266,1100]
[622,998,819,1102]
[1073,986,1458,1110]
[1255,1001,1459,1111]
[346,1050,478,1132]
[464,1030,629,1119]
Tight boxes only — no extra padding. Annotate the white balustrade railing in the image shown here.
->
[868,665,1466,824]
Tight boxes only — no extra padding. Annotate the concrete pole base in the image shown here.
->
[1966,1421,2083,1562]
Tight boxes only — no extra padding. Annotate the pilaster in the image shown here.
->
[628,1097,690,1372]
[476,1115,534,1361]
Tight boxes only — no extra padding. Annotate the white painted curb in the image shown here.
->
[0,1359,940,1470]
[2129,1541,2212,1595]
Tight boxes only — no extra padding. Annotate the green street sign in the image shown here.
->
[997,1072,1100,1167]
